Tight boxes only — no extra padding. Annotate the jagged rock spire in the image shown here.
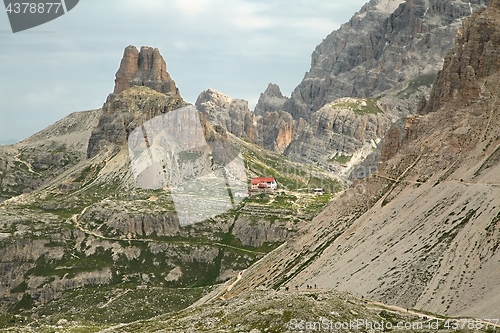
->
[114,45,180,96]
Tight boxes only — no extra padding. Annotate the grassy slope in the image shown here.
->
[0,135,344,329]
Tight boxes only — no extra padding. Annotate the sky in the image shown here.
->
[0,0,367,144]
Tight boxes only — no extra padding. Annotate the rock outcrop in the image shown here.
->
[195,89,300,154]
[195,89,256,141]
[87,87,186,159]
[254,83,288,116]
[284,98,392,173]
[88,46,187,159]
[257,111,299,153]
[280,0,487,121]
[421,1,500,114]
[114,45,180,96]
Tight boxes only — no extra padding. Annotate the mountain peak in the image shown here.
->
[113,45,180,96]
[263,83,285,99]
[254,83,288,116]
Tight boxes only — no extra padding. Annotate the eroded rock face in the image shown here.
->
[254,83,289,116]
[421,1,500,113]
[282,0,487,121]
[195,89,300,154]
[114,46,180,96]
[196,89,256,141]
[88,46,188,159]
[223,1,500,318]
[232,216,292,248]
[284,98,392,170]
[87,87,187,159]
[257,111,298,153]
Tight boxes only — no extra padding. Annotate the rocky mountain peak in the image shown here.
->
[214,2,500,318]
[421,0,500,114]
[263,83,285,99]
[254,83,288,116]
[281,0,487,121]
[195,89,256,141]
[113,45,180,96]
[196,88,236,111]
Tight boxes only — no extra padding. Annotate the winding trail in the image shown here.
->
[365,300,500,329]
[13,153,41,176]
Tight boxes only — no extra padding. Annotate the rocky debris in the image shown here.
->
[123,289,449,333]
[280,0,487,121]
[86,87,187,159]
[114,45,180,96]
[254,83,288,116]
[164,266,183,282]
[218,0,500,319]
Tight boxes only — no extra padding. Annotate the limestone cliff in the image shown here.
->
[281,0,487,121]
[421,0,500,114]
[88,45,187,159]
[114,45,180,96]
[254,83,288,116]
[194,89,299,154]
[284,98,392,173]
[87,87,186,159]
[195,89,256,141]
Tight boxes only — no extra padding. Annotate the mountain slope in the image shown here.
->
[284,0,488,121]
[213,0,500,318]
[0,109,100,202]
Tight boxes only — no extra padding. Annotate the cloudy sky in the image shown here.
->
[0,0,367,144]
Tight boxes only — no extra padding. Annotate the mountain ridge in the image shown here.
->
[207,0,500,318]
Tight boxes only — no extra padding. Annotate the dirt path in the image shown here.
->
[367,300,438,320]
[13,153,40,176]
[365,300,500,329]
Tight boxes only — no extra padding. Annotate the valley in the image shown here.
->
[1,0,500,331]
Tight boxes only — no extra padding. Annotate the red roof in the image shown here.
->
[251,177,276,185]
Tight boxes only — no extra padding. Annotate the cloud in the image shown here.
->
[0,0,370,143]
[22,84,69,107]
[174,0,210,17]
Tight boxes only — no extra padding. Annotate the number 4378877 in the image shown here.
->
[6,3,62,14]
